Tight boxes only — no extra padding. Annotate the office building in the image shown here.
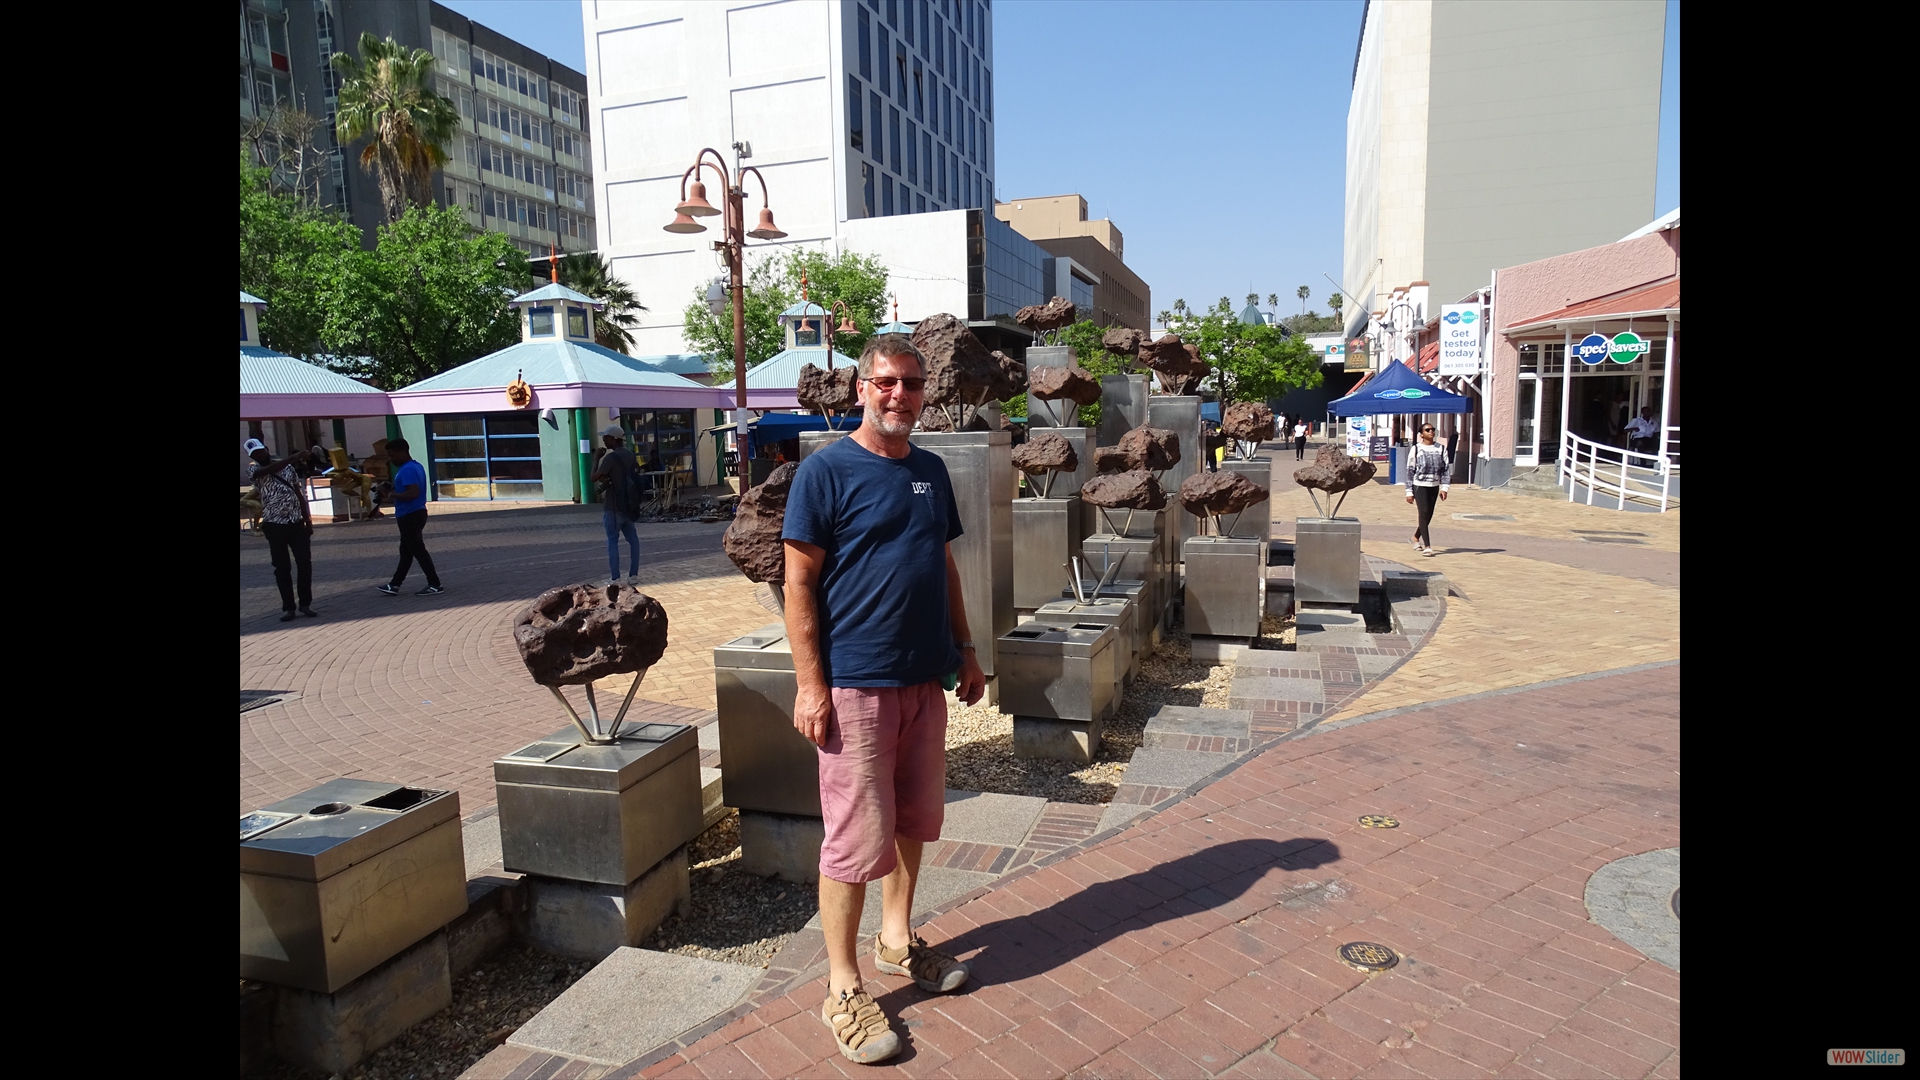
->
[586,0,999,356]
[240,0,594,260]
[1342,0,1665,345]
[994,194,1151,331]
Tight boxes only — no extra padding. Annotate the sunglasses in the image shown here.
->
[1421,427,1435,433]
[862,376,926,393]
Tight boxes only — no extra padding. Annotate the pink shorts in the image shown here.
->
[817,681,948,884]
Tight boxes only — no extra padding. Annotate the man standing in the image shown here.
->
[247,438,318,621]
[782,334,985,1065]
[592,424,642,581]
[375,438,443,596]
[1627,406,1660,456]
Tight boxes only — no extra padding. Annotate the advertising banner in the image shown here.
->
[1347,414,1370,459]
[1438,304,1483,375]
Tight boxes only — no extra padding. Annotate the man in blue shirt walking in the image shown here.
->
[782,335,985,1064]
[375,438,444,596]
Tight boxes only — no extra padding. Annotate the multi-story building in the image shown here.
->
[1342,0,1666,347]
[586,0,999,356]
[994,194,1151,331]
[239,0,594,261]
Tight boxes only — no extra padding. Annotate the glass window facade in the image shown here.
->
[428,414,543,500]
[968,209,1045,321]
[617,410,697,476]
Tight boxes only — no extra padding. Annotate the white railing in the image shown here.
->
[1558,428,1678,513]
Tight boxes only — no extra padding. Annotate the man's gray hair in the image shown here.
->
[858,333,926,379]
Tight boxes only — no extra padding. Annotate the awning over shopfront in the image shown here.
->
[1503,279,1680,334]
[1327,357,1471,416]
[388,337,733,414]
[240,347,392,419]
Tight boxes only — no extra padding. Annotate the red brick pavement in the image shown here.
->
[630,664,1679,1079]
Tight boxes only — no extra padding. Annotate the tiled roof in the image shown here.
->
[239,346,384,396]
[746,347,859,389]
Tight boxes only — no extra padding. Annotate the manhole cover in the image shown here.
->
[1358,815,1400,828]
[1577,536,1647,544]
[1670,887,1679,920]
[1338,942,1399,972]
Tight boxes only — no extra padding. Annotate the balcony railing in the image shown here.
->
[1557,429,1679,513]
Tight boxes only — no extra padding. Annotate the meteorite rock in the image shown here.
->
[1080,469,1168,511]
[1222,401,1276,443]
[917,404,953,431]
[911,313,1000,408]
[1177,471,1268,519]
[1139,335,1211,394]
[1015,296,1077,336]
[1117,425,1183,471]
[988,349,1028,402]
[1028,363,1102,405]
[1013,432,1078,475]
[1293,444,1377,494]
[1092,445,1135,473]
[722,461,799,584]
[514,582,670,687]
[1102,326,1143,356]
[796,363,858,412]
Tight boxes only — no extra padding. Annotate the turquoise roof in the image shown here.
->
[875,321,915,335]
[779,301,828,318]
[631,353,711,376]
[241,290,266,305]
[392,338,711,393]
[1238,303,1266,326]
[747,347,858,389]
[240,346,385,396]
[513,282,600,306]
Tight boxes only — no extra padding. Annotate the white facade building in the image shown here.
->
[584,0,998,357]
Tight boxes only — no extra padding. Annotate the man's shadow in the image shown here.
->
[876,836,1342,1019]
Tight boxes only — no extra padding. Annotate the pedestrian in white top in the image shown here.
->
[1404,423,1449,556]
[1626,407,1660,455]
[1293,421,1309,460]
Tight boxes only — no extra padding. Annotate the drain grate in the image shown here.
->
[1338,942,1399,972]
[1358,815,1400,829]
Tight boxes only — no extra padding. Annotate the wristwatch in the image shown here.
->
[955,640,976,652]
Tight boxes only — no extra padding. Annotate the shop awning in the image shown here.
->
[1416,341,1440,374]
[1504,279,1680,334]
[1327,357,1471,416]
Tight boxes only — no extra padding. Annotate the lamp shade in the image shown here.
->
[676,180,721,217]
[663,213,706,235]
[746,207,788,240]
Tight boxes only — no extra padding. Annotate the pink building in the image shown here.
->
[1479,212,1680,490]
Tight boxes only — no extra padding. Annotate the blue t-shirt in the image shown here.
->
[393,459,429,516]
[782,437,964,687]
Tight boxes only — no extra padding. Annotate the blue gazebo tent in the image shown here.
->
[1326,359,1471,416]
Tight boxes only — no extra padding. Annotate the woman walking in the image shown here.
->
[1404,423,1449,556]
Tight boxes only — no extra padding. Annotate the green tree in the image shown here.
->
[1279,311,1343,335]
[1164,298,1322,407]
[683,249,889,382]
[323,205,531,389]
[558,252,646,354]
[331,33,459,224]
[1328,292,1344,326]
[240,154,361,357]
[1297,285,1310,314]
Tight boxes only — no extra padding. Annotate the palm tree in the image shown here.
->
[559,252,647,354]
[332,33,459,224]
[1328,292,1344,326]
[1297,285,1310,315]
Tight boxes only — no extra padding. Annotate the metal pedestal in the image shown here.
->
[1219,457,1273,546]
[1031,595,1136,695]
[1025,346,1079,427]
[1013,496,1083,610]
[910,431,1015,676]
[1294,517,1363,605]
[1083,520,1165,645]
[1182,535,1264,639]
[493,722,703,886]
[713,626,819,817]
[1148,396,1203,553]
[999,623,1119,763]
[799,430,850,459]
[241,779,467,994]
[1027,426,1094,505]
[1097,374,1148,447]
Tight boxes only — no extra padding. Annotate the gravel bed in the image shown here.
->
[639,808,819,966]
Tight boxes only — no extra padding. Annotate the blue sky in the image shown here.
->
[441,0,1678,321]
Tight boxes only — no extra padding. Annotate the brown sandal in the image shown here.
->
[822,986,900,1064]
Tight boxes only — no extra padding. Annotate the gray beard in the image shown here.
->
[867,409,916,437]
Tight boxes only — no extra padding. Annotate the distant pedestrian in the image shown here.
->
[1404,423,1449,556]
[1627,407,1660,456]
[1293,420,1309,460]
[593,424,642,581]
[247,438,318,621]
[375,438,443,596]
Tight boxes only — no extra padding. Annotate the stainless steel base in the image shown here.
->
[1097,374,1148,446]
[1182,535,1265,638]
[242,779,468,994]
[1082,527,1165,640]
[1294,517,1363,605]
[713,625,820,817]
[1148,396,1203,552]
[1013,714,1103,763]
[1024,347,1078,426]
[1031,595,1136,693]
[1014,496,1084,610]
[1060,580,1152,668]
[1027,427,1094,507]
[911,432,1015,676]
[494,723,703,887]
[1218,457,1273,545]
[738,810,825,884]
[997,622,1119,723]
[799,430,850,459]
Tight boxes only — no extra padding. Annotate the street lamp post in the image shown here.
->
[663,146,787,438]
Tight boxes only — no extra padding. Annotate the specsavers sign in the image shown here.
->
[1577,331,1651,365]
[1438,304,1482,375]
